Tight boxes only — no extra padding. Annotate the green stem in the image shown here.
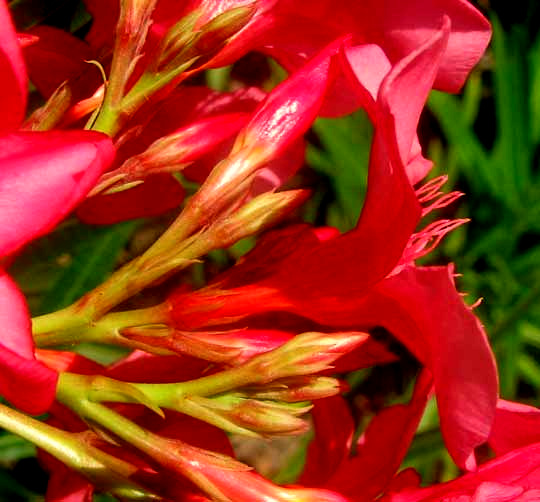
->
[32,231,210,343]
[132,364,258,406]
[57,376,167,462]
[59,364,258,409]
[34,305,169,348]
[57,376,233,502]
[0,403,86,466]
[0,402,156,500]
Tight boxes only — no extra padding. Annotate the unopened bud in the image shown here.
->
[208,189,310,248]
[243,376,345,402]
[248,331,369,383]
[155,9,201,72]
[156,4,255,73]
[93,112,250,196]
[22,83,72,131]
[194,5,256,57]
[120,326,243,363]
[187,394,311,437]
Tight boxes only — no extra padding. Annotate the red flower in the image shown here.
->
[0,0,114,414]
[218,0,490,92]
[167,21,498,470]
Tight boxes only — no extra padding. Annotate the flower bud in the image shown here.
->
[207,189,311,248]
[194,5,256,58]
[92,112,249,196]
[155,9,201,72]
[247,331,369,383]
[120,327,292,365]
[156,4,255,73]
[243,376,346,402]
[23,83,72,131]
[186,394,311,436]
[183,38,342,221]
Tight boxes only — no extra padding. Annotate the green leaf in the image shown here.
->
[520,322,540,350]
[490,15,532,208]
[518,353,540,388]
[529,28,540,146]
[0,434,36,465]
[39,221,139,314]
[495,331,523,398]
[461,71,483,125]
[428,91,492,195]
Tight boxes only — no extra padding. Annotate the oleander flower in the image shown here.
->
[166,21,498,471]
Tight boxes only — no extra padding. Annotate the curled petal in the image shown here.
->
[0,131,114,256]
[255,0,489,94]
[359,266,498,471]
[377,17,450,179]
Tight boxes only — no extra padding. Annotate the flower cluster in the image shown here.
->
[0,0,538,501]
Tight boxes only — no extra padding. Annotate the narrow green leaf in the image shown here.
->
[529,28,540,146]
[491,15,532,207]
[520,322,540,350]
[461,71,483,126]
[428,91,493,195]
[0,434,36,465]
[518,353,540,388]
[496,332,523,398]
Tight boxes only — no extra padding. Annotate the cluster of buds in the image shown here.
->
[0,0,539,501]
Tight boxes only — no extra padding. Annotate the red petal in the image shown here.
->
[326,371,432,500]
[106,351,211,384]
[359,266,498,471]
[0,131,114,256]
[23,25,96,99]
[0,272,57,414]
[489,400,540,457]
[385,443,540,502]
[83,0,118,50]
[300,396,355,486]
[377,17,449,178]
[0,0,27,132]
[36,349,104,375]
[247,0,489,94]
[45,466,93,502]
